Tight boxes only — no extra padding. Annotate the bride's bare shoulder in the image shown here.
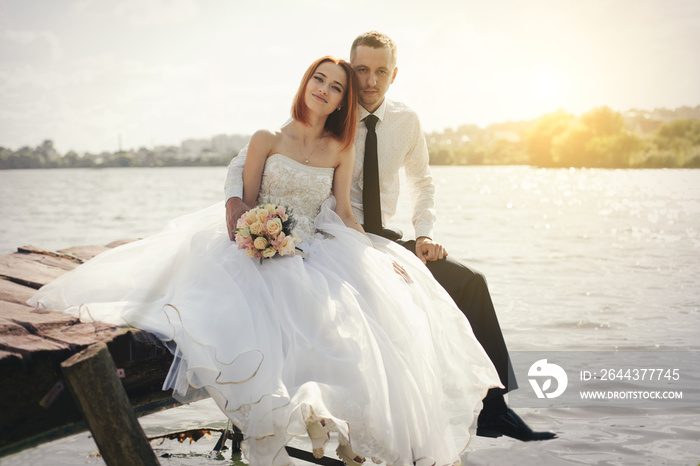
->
[327,136,355,165]
[249,128,284,156]
[251,128,283,143]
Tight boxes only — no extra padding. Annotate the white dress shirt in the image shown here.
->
[224,98,436,239]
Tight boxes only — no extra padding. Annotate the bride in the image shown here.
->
[29,56,501,466]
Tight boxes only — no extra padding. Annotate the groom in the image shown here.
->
[224,31,556,442]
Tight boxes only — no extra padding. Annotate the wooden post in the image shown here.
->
[61,342,160,466]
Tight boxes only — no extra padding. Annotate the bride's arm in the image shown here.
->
[242,130,275,208]
[332,146,366,236]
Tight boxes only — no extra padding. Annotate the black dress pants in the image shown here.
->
[400,240,518,398]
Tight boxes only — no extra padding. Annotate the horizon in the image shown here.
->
[1,0,699,154]
[5,102,698,155]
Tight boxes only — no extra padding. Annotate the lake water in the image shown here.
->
[1,166,699,465]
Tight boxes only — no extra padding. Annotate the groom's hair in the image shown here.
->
[291,56,358,152]
[350,31,398,68]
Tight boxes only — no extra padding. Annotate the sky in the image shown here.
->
[1,0,699,154]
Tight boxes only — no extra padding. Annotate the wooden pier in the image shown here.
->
[0,241,343,465]
[0,240,177,459]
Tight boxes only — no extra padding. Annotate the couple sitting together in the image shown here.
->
[31,31,555,465]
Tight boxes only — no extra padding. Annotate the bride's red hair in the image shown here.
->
[291,56,358,152]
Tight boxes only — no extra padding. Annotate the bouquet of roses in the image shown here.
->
[234,203,300,263]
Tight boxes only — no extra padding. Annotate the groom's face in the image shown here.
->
[351,45,397,113]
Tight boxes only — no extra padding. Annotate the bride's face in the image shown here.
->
[304,62,347,116]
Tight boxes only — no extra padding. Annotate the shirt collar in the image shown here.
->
[358,99,388,123]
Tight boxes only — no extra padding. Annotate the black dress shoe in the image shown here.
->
[476,408,557,441]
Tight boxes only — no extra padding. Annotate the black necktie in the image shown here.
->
[362,114,382,234]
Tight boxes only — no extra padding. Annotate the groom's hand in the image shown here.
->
[415,237,448,264]
[226,197,251,241]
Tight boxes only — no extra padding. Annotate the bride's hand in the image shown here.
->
[392,261,413,284]
[226,197,251,240]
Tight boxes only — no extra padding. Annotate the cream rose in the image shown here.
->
[262,246,277,258]
[256,209,268,223]
[253,236,268,250]
[249,221,264,236]
[245,210,258,224]
[266,218,283,236]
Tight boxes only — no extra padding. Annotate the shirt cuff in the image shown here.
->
[225,184,243,202]
[414,224,434,241]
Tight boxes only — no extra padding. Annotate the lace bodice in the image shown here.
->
[258,154,334,239]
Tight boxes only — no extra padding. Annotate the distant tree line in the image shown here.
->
[2,106,699,170]
[428,105,700,168]
[0,142,239,170]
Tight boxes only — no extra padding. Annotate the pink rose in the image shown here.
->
[276,206,288,221]
[278,235,297,256]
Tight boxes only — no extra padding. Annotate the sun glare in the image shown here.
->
[531,68,565,100]
[499,65,569,120]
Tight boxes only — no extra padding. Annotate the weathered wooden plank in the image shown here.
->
[0,253,69,289]
[0,300,78,334]
[0,299,33,313]
[0,348,26,399]
[0,348,22,361]
[62,342,161,466]
[0,240,136,290]
[0,277,36,305]
[11,247,82,272]
[0,317,30,336]
[17,245,84,266]
[57,244,110,261]
[0,333,70,353]
[42,322,127,348]
[0,348,23,369]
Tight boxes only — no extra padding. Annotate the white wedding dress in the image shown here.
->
[30,154,501,466]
